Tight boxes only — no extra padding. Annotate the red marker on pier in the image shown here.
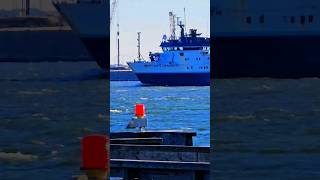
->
[135,103,145,118]
[127,103,148,131]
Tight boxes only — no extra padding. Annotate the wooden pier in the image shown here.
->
[110,130,210,180]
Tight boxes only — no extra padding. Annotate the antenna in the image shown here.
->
[137,32,141,61]
[114,0,120,66]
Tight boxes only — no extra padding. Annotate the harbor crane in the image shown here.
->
[110,0,121,66]
[110,0,118,29]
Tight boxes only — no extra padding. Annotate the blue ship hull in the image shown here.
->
[212,35,320,78]
[135,73,210,86]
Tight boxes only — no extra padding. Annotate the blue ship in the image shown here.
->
[128,12,210,86]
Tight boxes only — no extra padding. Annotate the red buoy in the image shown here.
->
[135,103,145,118]
[81,135,109,170]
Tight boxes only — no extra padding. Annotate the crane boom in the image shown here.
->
[110,0,118,28]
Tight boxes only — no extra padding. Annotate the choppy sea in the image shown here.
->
[110,81,210,146]
[0,62,107,179]
[212,78,320,180]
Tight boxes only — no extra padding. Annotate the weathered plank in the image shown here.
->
[110,130,196,146]
[110,137,163,145]
[111,159,210,180]
[111,144,209,162]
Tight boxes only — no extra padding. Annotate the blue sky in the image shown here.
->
[110,0,210,65]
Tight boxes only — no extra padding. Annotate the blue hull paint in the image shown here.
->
[212,35,320,78]
[135,73,210,86]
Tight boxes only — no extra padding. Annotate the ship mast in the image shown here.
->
[137,32,141,61]
[21,0,30,16]
[117,0,120,67]
[117,23,120,66]
[184,8,187,36]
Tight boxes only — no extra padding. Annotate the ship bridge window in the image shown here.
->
[201,51,209,55]
[301,16,305,24]
[184,47,202,50]
[259,15,264,23]
[290,16,295,24]
[308,15,313,23]
[246,16,252,24]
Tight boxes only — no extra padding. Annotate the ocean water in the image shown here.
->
[4,62,319,179]
[0,62,107,179]
[110,81,210,146]
[212,78,320,180]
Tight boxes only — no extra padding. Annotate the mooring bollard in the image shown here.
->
[81,135,109,180]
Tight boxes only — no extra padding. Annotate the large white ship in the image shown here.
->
[212,0,320,78]
[128,13,210,86]
[53,0,108,69]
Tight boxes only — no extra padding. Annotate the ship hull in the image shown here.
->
[53,1,108,70]
[135,73,210,86]
[81,37,108,69]
[212,34,320,78]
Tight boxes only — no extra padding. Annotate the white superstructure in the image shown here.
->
[128,19,210,86]
[129,45,210,74]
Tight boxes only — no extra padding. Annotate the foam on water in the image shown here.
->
[0,152,38,162]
